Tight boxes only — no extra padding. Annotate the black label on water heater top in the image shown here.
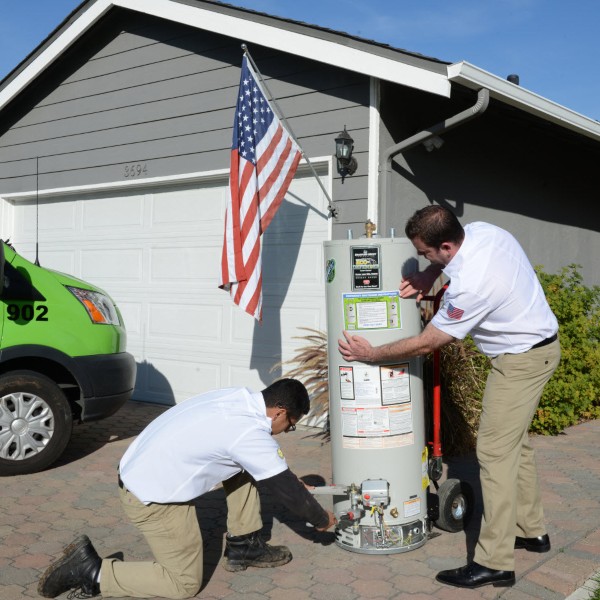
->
[351,246,381,290]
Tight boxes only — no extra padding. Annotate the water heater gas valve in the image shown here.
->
[310,479,390,522]
[360,479,390,508]
[336,479,390,535]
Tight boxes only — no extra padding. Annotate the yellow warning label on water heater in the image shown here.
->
[421,447,430,490]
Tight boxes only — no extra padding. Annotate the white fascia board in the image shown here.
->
[0,0,450,112]
[0,0,114,111]
[115,0,450,96]
[448,62,600,142]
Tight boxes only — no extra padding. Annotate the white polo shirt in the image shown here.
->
[119,387,288,504]
[431,222,558,357]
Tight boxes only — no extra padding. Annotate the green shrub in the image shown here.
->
[532,264,600,434]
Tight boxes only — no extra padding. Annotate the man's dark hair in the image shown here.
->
[262,378,310,420]
[405,205,464,248]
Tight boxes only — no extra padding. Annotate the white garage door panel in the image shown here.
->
[150,246,218,281]
[236,307,324,358]
[225,303,322,357]
[263,243,323,287]
[227,364,273,396]
[81,248,144,281]
[38,250,76,277]
[152,186,226,228]
[148,302,223,341]
[83,195,143,228]
[140,356,221,402]
[9,169,330,404]
[17,200,77,233]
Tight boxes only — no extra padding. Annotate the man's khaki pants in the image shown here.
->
[100,471,262,599]
[474,339,561,571]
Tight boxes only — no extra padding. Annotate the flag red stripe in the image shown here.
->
[230,152,247,281]
[233,235,260,303]
[243,272,263,319]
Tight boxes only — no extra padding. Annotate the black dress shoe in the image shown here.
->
[436,561,515,588]
[515,533,551,553]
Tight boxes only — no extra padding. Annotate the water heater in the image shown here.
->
[323,235,428,554]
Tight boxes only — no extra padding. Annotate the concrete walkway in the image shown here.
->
[1,400,598,599]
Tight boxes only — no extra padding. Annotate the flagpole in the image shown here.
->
[241,44,338,218]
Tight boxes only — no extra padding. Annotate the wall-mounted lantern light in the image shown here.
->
[335,126,358,181]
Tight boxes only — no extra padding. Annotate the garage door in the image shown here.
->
[9,169,330,404]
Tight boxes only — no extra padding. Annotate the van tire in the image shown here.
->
[0,371,73,476]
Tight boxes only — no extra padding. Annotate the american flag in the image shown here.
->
[446,302,465,320]
[219,55,302,321]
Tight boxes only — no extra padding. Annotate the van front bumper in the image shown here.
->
[73,352,137,421]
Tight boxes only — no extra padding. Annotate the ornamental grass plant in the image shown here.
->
[272,328,330,423]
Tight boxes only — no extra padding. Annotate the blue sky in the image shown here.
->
[1,0,598,120]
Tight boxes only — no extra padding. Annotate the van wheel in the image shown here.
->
[0,371,73,476]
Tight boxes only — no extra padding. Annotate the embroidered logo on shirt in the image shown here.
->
[277,448,285,459]
[446,302,465,320]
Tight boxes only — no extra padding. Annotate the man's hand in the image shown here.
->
[399,276,425,301]
[338,331,375,363]
[400,265,443,300]
[316,511,337,531]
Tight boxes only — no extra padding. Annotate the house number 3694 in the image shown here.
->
[124,163,148,178]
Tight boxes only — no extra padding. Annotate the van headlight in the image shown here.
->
[67,286,121,325]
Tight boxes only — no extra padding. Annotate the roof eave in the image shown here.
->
[448,61,600,143]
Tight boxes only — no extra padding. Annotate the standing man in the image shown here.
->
[38,378,336,599]
[339,205,560,589]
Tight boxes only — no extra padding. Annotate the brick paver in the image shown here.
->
[1,401,598,599]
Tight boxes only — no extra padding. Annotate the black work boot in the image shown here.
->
[223,531,292,572]
[38,535,101,598]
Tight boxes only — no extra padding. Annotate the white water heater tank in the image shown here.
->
[324,236,428,554]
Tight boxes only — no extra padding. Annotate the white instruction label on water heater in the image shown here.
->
[339,363,414,449]
[404,497,421,518]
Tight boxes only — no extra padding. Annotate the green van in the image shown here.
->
[0,240,136,475]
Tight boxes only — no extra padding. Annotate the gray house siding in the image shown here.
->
[0,9,370,228]
[379,82,600,284]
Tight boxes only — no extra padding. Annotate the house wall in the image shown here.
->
[0,8,371,230]
[380,82,600,285]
